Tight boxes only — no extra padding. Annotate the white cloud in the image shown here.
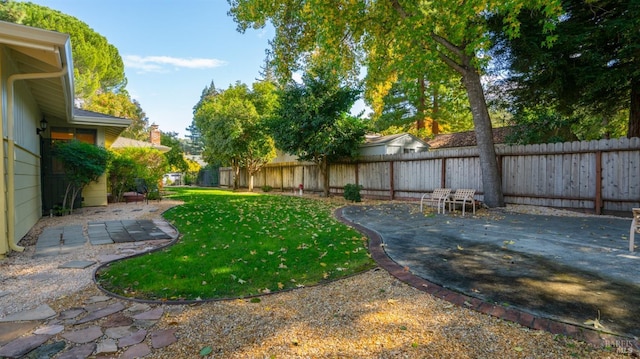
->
[124,55,226,73]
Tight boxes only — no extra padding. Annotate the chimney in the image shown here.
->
[150,124,161,145]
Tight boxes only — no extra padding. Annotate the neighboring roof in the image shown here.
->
[427,127,513,149]
[111,137,171,153]
[72,108,131,144]
[361,133,429,148]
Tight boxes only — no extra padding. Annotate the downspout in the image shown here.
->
[5,65,67,252]
[0,65,5,258]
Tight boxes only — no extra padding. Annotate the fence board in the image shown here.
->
[219,137,640,213]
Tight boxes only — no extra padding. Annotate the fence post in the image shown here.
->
[440,158,447,188]
[389,161,395,200]
[595,151,602,215]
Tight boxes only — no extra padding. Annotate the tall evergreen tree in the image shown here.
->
[492,0,640,138]
[268,64,366,197]
[0,1,127,99]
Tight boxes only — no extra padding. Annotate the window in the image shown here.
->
[51,127,97,174]
[51,127,96,144]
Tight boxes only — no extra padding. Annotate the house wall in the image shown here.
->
[82,128,108,207]
[359,146,387,156]
[1,47,44,247]
[360,136,429,156]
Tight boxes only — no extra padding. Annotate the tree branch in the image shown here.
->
[430,32,464,59]
[389,0,409,19]
[436,51,466,75]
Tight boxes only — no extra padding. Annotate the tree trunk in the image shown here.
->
[319,157,330,197]
[232,162,240,190]
[461,67,505,208]
[432,86,440,135]
[417,77,426,131]
[248,173,254,192]
[628,77,640,138]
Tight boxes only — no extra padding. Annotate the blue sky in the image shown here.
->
[24,0,274,138]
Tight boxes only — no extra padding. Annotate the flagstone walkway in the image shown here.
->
[0,217,179,358]
[0,295,179,358]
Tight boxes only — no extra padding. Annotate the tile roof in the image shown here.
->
[426,127,513,149]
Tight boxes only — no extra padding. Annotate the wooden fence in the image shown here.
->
[220,137,640,214]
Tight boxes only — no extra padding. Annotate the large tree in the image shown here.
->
[372,77,474,137]
[83,91,150,140]
[491,0,640,139]
[194,81,277,191]
[268,64,366,197]
[161,131,188,173]
[229,0,561,207]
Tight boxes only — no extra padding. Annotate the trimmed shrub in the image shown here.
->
[343,183,363,202]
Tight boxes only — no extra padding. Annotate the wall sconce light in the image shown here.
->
[36,117,48,135]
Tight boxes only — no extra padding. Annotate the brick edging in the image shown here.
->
[333,207,639,352]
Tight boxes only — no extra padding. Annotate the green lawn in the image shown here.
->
[95,188,375,301]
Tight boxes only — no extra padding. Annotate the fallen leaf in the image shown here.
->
[583,310,606,330]
[200,346,213,356]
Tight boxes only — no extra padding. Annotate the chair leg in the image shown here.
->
[631,219,636,252]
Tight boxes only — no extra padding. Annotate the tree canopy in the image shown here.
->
[194,81,277,191]
[83,91,150,140]
[268,64,366,197]
[491,0,639,140]
[161,131,188,173]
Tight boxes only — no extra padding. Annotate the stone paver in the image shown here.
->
[62,326,103,344]
[150,328,177,349]
[96,338,118,354]
[120,343,151,359]
[118,328,147,347]
[132,307,163,320]
[105,326,138,339]
[57,343,95,359]
[0,334,51,358]
[102,312,134,327]
[0,294,177,358]
[0,322,39,346]
[58,308,85,320]
[0,304,56,322]
[75,302,125,324]
[35,219,176,257]
[58,260,96,269]
[34,324,65,335]
[25,340,65,358]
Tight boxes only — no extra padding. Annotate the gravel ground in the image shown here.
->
[0,199,182,318]
[0,196,633,358]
